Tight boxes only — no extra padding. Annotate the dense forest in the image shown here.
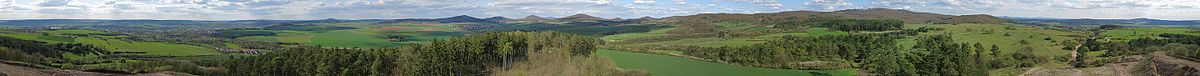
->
[812,19,904,31]
[220,32,645,76]
[680,34,894,69]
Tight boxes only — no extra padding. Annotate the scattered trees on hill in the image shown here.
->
[1105,34,1200,59]
[0,36,108,60]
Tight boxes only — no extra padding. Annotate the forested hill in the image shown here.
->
[656,8,1006,24]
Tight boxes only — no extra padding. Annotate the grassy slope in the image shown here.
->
[597,50,856,76]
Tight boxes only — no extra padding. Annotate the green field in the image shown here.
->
[43,29,108,34]
[75,37,216,56]
[306,30,403,48]
[601,28,675,42]
[753,28,848,39]
[597,50,856,76]
[1102,27,1200,41]
[1,30,216,56]
[229,23,463,48]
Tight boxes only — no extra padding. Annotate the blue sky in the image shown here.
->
[0,0,1197,20]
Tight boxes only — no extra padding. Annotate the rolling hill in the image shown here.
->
[559,14,606,21]
[657,8,1000,24]
[1007,18,1200,26]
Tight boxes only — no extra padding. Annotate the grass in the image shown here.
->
[273,31,313,43]
[307,30,403,48]
[224,43,243,50]
[75,37,216,56]
[228,23,466,48]
[1101,27,1200,41]
[627,38,765,47]
[597,50,856,76]
[601,28,674,42]
[1,30,217,56]
[235,36,280,42]
[43,29,108,34]
[0,33,73,43]
[753,28,847,39]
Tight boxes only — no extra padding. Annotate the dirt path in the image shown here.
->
[1020,67,1081,76]
[0,62,186,76]
[0,62,51,76]
[0,62,116,76]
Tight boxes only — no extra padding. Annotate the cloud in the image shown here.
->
[38,0,72,7]
[803,0,854,10]
[633,0,655,4]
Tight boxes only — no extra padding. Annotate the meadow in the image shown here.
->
[1102,27,1200,41]
[597,50,856,76]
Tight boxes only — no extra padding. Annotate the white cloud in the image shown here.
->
[633,0,654,4]
[37,0,71,7]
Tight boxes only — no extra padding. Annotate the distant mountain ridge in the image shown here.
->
[520,15,548,20]
[1007,17,1200,26]
[658,8,1006,24]
[559,14,605,21]
[484,17,511,21]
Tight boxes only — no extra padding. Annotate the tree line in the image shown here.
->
[220,32,610,76]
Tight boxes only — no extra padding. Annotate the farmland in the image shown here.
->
[1,30,216,56]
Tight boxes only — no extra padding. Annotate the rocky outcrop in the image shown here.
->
[1152,61,1200,76]
[1148,52,1200,76]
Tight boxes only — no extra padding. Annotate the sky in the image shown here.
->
[0,0,1197,20]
